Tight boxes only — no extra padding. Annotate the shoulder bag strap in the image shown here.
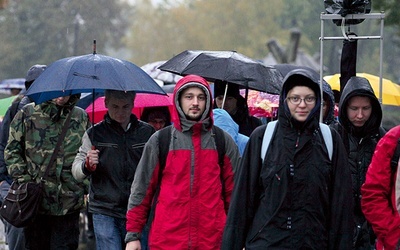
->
[41,110,73,181]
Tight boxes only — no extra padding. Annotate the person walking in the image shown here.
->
[361,125,400,250]
[213,80,262,136]
[213,108,248,156]
[332,76,386,249]
[72,90,155,250]
[5,92,90,250]
[222,69,353,250]
[0,64,46,250]
[125,74,240,250]
[140,106,171,131]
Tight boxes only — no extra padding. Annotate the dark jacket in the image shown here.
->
[322,81,337,125]
[333,76,385,249]
[0,95,31,184]
[72,114,155,218]
[222,69,353,250]
[230,95,262,136]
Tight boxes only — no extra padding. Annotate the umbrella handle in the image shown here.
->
[85,146,97,171]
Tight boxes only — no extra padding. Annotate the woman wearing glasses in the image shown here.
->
[222,69,353,250]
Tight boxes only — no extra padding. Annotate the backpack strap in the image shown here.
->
[391,138,400,173]
[261,121,277,162]
[319,123,333,161]
[261,121,332,162]
[212,126,226,169]
[158,125,172,171]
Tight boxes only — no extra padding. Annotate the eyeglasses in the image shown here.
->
[286,96,316,105]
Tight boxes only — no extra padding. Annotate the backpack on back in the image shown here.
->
[158,125,226,170]
[145,125,226,231]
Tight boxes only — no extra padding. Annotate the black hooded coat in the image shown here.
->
[222,69,353,250]
[332,76,386,249]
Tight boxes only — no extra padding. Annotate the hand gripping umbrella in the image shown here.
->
[158,50,283,95]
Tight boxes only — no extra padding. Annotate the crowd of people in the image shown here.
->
[0,63,399,250]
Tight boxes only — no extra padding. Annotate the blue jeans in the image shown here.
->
[92,213,126,250]
[0,181,27,250]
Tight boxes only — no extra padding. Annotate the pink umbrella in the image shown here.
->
[240,89,279,118]
[86,93,173,123]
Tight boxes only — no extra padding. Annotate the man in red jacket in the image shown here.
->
[125,75,240,250]
[361,125,400,250]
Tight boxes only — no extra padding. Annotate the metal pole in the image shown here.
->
[319,13,325,123]
[378,12,385,104]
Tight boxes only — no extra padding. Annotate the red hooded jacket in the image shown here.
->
[361,125,400,250]
[126,75,240,249]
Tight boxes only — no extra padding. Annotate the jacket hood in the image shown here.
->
[279,68,322,129]
[213,108,239,142]
[172,75,213,131]
[40,93,81,122]
[338,76,382,136]
[322,81,336,125]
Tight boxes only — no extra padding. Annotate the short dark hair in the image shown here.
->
[105,90,136,102]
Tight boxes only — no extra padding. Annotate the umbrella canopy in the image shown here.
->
[0,78,25,96]
[240,89,279,118]
[0,96,17,117]
[324,73,400,106]
[141,60,182,85]
[85,93,173,123]
[25,53,166,104]
[159,50,282,94]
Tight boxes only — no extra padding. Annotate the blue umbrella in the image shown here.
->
[25,53,166,104]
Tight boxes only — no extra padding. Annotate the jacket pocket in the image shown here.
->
[248,163,288,243]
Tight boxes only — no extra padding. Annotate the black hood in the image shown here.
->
[338,76,382,136]
[279,69,322,130]
[322,81,336,125]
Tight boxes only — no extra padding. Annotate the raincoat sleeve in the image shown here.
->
[125,132,162,243]
[72,131,92,181]
[221,125,265,250]
[4,110,30,183]
[328,129,354,250]
[361,126,400,250]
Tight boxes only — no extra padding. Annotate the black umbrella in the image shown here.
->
[158,50,282,95]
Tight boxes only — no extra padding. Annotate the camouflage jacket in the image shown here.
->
[5,97,90,216]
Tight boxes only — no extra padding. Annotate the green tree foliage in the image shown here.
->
[0,0,130,79]
[126,0,400,81]
[373,0,400,31]
[126,0,288,66]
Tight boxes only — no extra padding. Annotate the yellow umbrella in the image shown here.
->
[324,73,400,106]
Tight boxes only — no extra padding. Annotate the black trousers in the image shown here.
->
[24,211,80,250]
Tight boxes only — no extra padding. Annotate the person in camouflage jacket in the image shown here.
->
[5,93,90,249]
